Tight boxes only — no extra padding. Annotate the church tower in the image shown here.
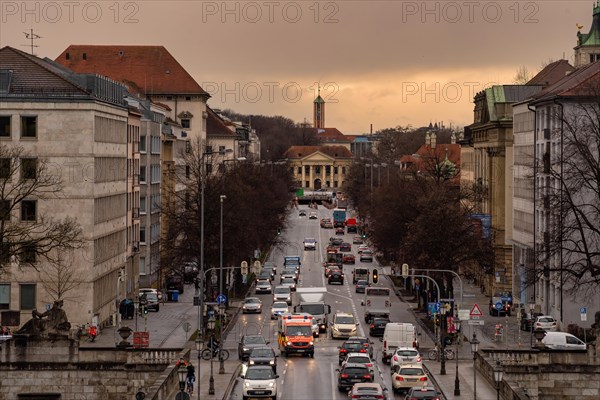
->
[313,86,325,129]
[574,2,600,67]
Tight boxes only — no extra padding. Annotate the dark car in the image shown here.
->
[346,336,374,357]
[335,227,345,235]
[257,270,272,282]
[520,311,544,331]
[404,387,442,400]
[336,363,373,392]
[263,261,277,274]
[339,242,352,252]
[299,210,306,217]
[261,266,275,280]
[369,317,390,337]
[329,237,344,246]
[338,341,368,365]
[166,274,184,294]
[248,346,278,373]
[238,335,269,361]
[489,296,511,316]
[328,270,344,285]
[355,280,369,293]
[140,292,160,312]
[182,262,198,283]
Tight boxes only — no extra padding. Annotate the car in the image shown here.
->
[369,317,390,337]
[257,270,272,282]
[263,261,277,274]
[299,209,307,217]
[309,211,318,219]
[241,364,278,400]
[270,301,290,319]
[303,237,317,250]
[166,273,184,294]
[339,242,352,252]
[320,218,333,228]
[331,312,358,339]
[328,270,344,285]
[261,266,275,280]
[360,250,374,262]
[336,363,373,392]
[404,387,441,400]
[343,254,356,264]
[357,244,370,253]
[347,383,388,400]
[488,296,511,316]
[139,288,163,301]
[280,277,296,291]
[139,291,159,312]
[390,347,422,371]
[355,280,369,293]
[280,269,298,283]
[341,352,375,374]
[182,262,199,283]
[329,237,344,246]
[255,280,272,294]
[346,336,374,358]
[242,297,263,314]
[311,317,320,338]
[391,365,429,394]
[338,340,368,365]
[238,335,269,360]
[353,236,364,244]
[325,265,342,277]
[534,315,558,332]
[520,311,544,331]
[335,227,345,235]
[248,346,278,373]
[273,286,292,305]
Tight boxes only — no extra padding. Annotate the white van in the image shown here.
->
[542,332,586,350]
[382,322,419,363]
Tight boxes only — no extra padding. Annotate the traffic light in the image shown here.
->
[142,305,148,316]
[372,269,379,284]
[434,314,440,326]
[277,228,281,235]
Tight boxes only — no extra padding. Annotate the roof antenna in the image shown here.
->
[22,28,42,56]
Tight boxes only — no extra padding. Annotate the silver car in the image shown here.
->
[242,297,263,314]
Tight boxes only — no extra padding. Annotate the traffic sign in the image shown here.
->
[401,263,409,277]
[217,294,227,305]
[581,307,587,322]
[467,320,485,326]
[434,302,440,313]
[444,303,452,313]
[253,260,262,274]
[581,307,587,314]
[495,302,503,311]
[241,261,249,276]
[469,303,483,318]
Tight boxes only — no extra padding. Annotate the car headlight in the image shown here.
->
[351,327,357,332]
[309,341,314,345]
[269,360,275,365]
[244,382,250,388]
[243,348,249,351]
[268,382,274,388]
[249,360,255,364]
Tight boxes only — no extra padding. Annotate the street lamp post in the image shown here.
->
[470,333,480,400]
[208,316,216,395]
[195,337,203,400]
[177,365,187,395]
[493,360,504,400]
[219,194,226,375]
[440,306,447,375]
[454,316,461,396]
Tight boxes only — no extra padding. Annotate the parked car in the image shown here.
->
[238,335,269,360]
[391,365,429,394]
[182,262,198,283]
[270,301,290,319]
[139,288,163,301]
[542,332,586,350]
[520,311,543,331]
[404,387,441,400]
[339,242,352,252]
[255,280,272,295]
[336,363,373,392]
[355,280,369,293]
[241,364,278,400]
[139,291,160,312]
[369,317,390,337]
[242,297,263,314]
[360,250,374,262]
[347,383,388,400]
[343,254,356,264]
[248,346,278,373]
[534,315,558,332]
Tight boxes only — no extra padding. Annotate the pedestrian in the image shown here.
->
[186,363,195,394]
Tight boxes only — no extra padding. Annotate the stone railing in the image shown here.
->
[146,348,191,400]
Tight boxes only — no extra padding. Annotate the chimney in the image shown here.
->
[370,124,373,134]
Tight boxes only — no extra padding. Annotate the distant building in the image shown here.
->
[574,2,600,67]
[284,145,353,190]
[313,89,325,129]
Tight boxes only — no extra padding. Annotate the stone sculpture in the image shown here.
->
[16,299,71,338]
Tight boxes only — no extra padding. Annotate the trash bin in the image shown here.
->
[171,290,179,302]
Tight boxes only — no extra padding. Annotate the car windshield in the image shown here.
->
[397,350,418,357]
[348,356,370,364]
[410,390,438,398]
[357,281,368,285]
[282,278,295,284]
[250,348,273,358]
[245,368,275,380]
[244,336,267,344]
[399,368,424,376]
[343,367,368,375]
[273,302,288,308]
[258,281,270,286]
[245,298,260,304]
[275,287,290,294]
[539,317,554,322]
[345,343,364,351]
[373,319,389,324]
[145,293,158,301]
[336,316,355,324]
[305,238,315,243]
[286,326,312,336]
[298,304,325,315]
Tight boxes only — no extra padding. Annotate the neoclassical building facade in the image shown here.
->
[284,145,353,190]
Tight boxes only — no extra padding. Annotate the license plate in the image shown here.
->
[407,378,416,382]
[403,357,412,361]
[254,391,265,395]
[350,379,361,382]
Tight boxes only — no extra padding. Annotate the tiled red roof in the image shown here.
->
[54,45,208,96]
[314,127,354,143]
[284,145,353,159]
[207,107,235,137]
[400,144,461,172]
[531,61,600,101]
[527,60,575,87]
[153,101,172,111]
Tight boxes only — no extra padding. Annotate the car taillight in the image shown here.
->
[383,340,387,350]
[340,349,348,353]
[370,324,374,329]
[417,356,422,362]
[363,374,372,379]
[340,374,349,378]
[359,349,366,353]
[395,376,404,381]
[393,355,398,361]
[366,363,373,367]
[375,396,384,399]
[420,377,428,381]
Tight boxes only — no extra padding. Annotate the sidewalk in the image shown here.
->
[80,285,242,400]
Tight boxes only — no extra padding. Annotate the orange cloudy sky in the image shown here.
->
[0,1,596,133]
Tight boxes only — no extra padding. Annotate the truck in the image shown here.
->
[284,256,301,271]
[346,218,357,233]
[294,287,331,333]
[361,286,392,323]
[278,313,315,357]
[382,322,420,363]
[333,208,346,228]
[352,267,370,284]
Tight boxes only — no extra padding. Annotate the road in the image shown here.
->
[228,205,439,399]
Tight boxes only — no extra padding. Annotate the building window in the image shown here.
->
[325,166,331,175]
[305,166,310,173]
[0,158,10,179]
[185,165,190,178]
[181,119,191,129]
[21,116,37,138]
[297,167,302,174]
[218,146,225,154]
[21,200,36,221]
[342,167,346,174]
[305,181,309,187]
[21,158,37,180]
[21,242,36,263]
[0,199,9,221]
[140,196,146,214]
[140,227,146,244]
[0,283,9,310]
[334,167,338,174]
[139,257,146,274]
[185,96,191,101]
[140,135,146,153]
[151,136,161,154]
[205,145,213,154]
[326,181,330,187]
[315,166,321,174]
[20,283,36,310]
[334,181,338,188]
[0,116,10,137]
[140,166,146,183]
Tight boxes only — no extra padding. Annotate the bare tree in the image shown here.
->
[0,144,83,272]
[513,65,532,84]
[38,249,83,302]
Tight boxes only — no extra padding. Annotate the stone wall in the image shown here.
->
[0,337,183,400]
